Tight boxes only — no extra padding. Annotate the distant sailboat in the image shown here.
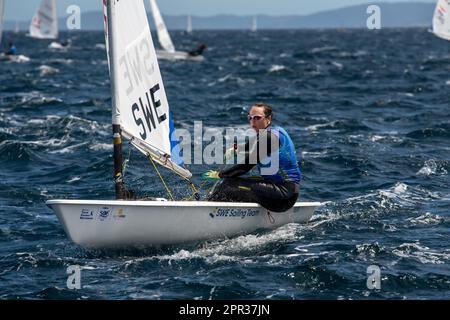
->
[149,0,205,61]
[251,16,257,32]
[29,0,58,39]
[0,0,4,46]
[45,0,319,248]
[187,14,192,34]
[432,0,450,40]
[14,20,19,33]
[29,0,70,49]
[0,0,30,63]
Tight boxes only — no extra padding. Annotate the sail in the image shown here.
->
[251,16,257,32]
[29,0,58,39]
[104,0,190,179]
[187,14,192,33]
[15,21,19,33]
[149,0,175,53]
[0,0,4,45]
[433,0,450,40]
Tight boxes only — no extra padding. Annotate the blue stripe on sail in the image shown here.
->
[168,112,184,166]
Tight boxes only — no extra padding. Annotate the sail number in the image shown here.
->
[132,84,167,140]
[118,34,168,139]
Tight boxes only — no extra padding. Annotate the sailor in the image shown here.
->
[202,103,301,212]
[188,43,207,57]
[5,42,17,56]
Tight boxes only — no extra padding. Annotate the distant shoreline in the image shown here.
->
[3,2,435,31]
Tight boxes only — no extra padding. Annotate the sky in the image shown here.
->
[6,0,437,21]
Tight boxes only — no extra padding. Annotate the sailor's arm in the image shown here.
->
[218,130,279,178]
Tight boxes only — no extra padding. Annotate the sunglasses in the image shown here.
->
[248,115,265,121]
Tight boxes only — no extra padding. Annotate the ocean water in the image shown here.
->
[0,29,449,300]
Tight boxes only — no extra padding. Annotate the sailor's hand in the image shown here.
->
[223,143,237,161]
[201,170,221,181]
[224,147,236,161]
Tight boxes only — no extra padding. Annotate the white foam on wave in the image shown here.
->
[67,176,81,183]
[406,212,445,226]
[210,74,255,87]
[305,121,336,132]
[292,241,334,257]
[90,143,112,151]
[218,74,232,83]
[392,242,450,264]
[46,58,73,65]
[1,138,68,148]
[320,182,444,226]
[268,64,287,73]
[416,159,448,176]
[49,142,89,154]
[301,150,328,158]
[63,115,110,136]
[19,92,63,106]
[310,46,337,54]
[37,65,60,76]
[331,61,344,69]
[370,135,385,142]
[122,223,305,268]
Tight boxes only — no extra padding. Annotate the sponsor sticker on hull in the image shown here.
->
[209,208,259,219]
[97,206,112,221]
[80,209,94,220]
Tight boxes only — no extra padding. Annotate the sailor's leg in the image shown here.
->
[247,180,299,212]
[207,178,259,203]
[207,178,298,212]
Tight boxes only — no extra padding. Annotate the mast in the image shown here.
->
[106,0,126,199]
[52,0,59,39]
[0,0,4,46]
[252,16,257,32]
[187,14,192,33]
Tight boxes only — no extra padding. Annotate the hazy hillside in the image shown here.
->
[4,2,436,31]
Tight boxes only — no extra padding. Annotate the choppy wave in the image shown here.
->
[0,29,449,300]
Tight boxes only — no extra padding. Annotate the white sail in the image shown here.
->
[251,16,257,32]
[104,0,190,179]
[15,21,19,33]
[0,0,4,45]
[149,0,175,53]
[29,0,58,39]
[433,0,450,40]
[187,14,192,33]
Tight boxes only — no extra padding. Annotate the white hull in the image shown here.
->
[48,41,70,49]
[156,49,204,62]
[0,53,30,63]
[46,200,320,248]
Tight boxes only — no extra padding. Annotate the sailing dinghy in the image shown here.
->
[148,0,204,61]
[251,16,258,33]
[0,0,30,63]
[432,0,450,40]
[46,0,320,248]
[29,0,58,40]
[187,14,192,34]
[0,0,4,46]
[29,0,68,49]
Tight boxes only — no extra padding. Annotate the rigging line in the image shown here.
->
[148,155,175,201]
[122,140,133,178]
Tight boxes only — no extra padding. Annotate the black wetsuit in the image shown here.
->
[207,126,301,212]
[188,44,206,57]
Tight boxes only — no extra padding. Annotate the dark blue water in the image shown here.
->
[0,29,449,300]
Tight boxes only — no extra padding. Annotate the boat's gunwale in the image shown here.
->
[46,199,321,208]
